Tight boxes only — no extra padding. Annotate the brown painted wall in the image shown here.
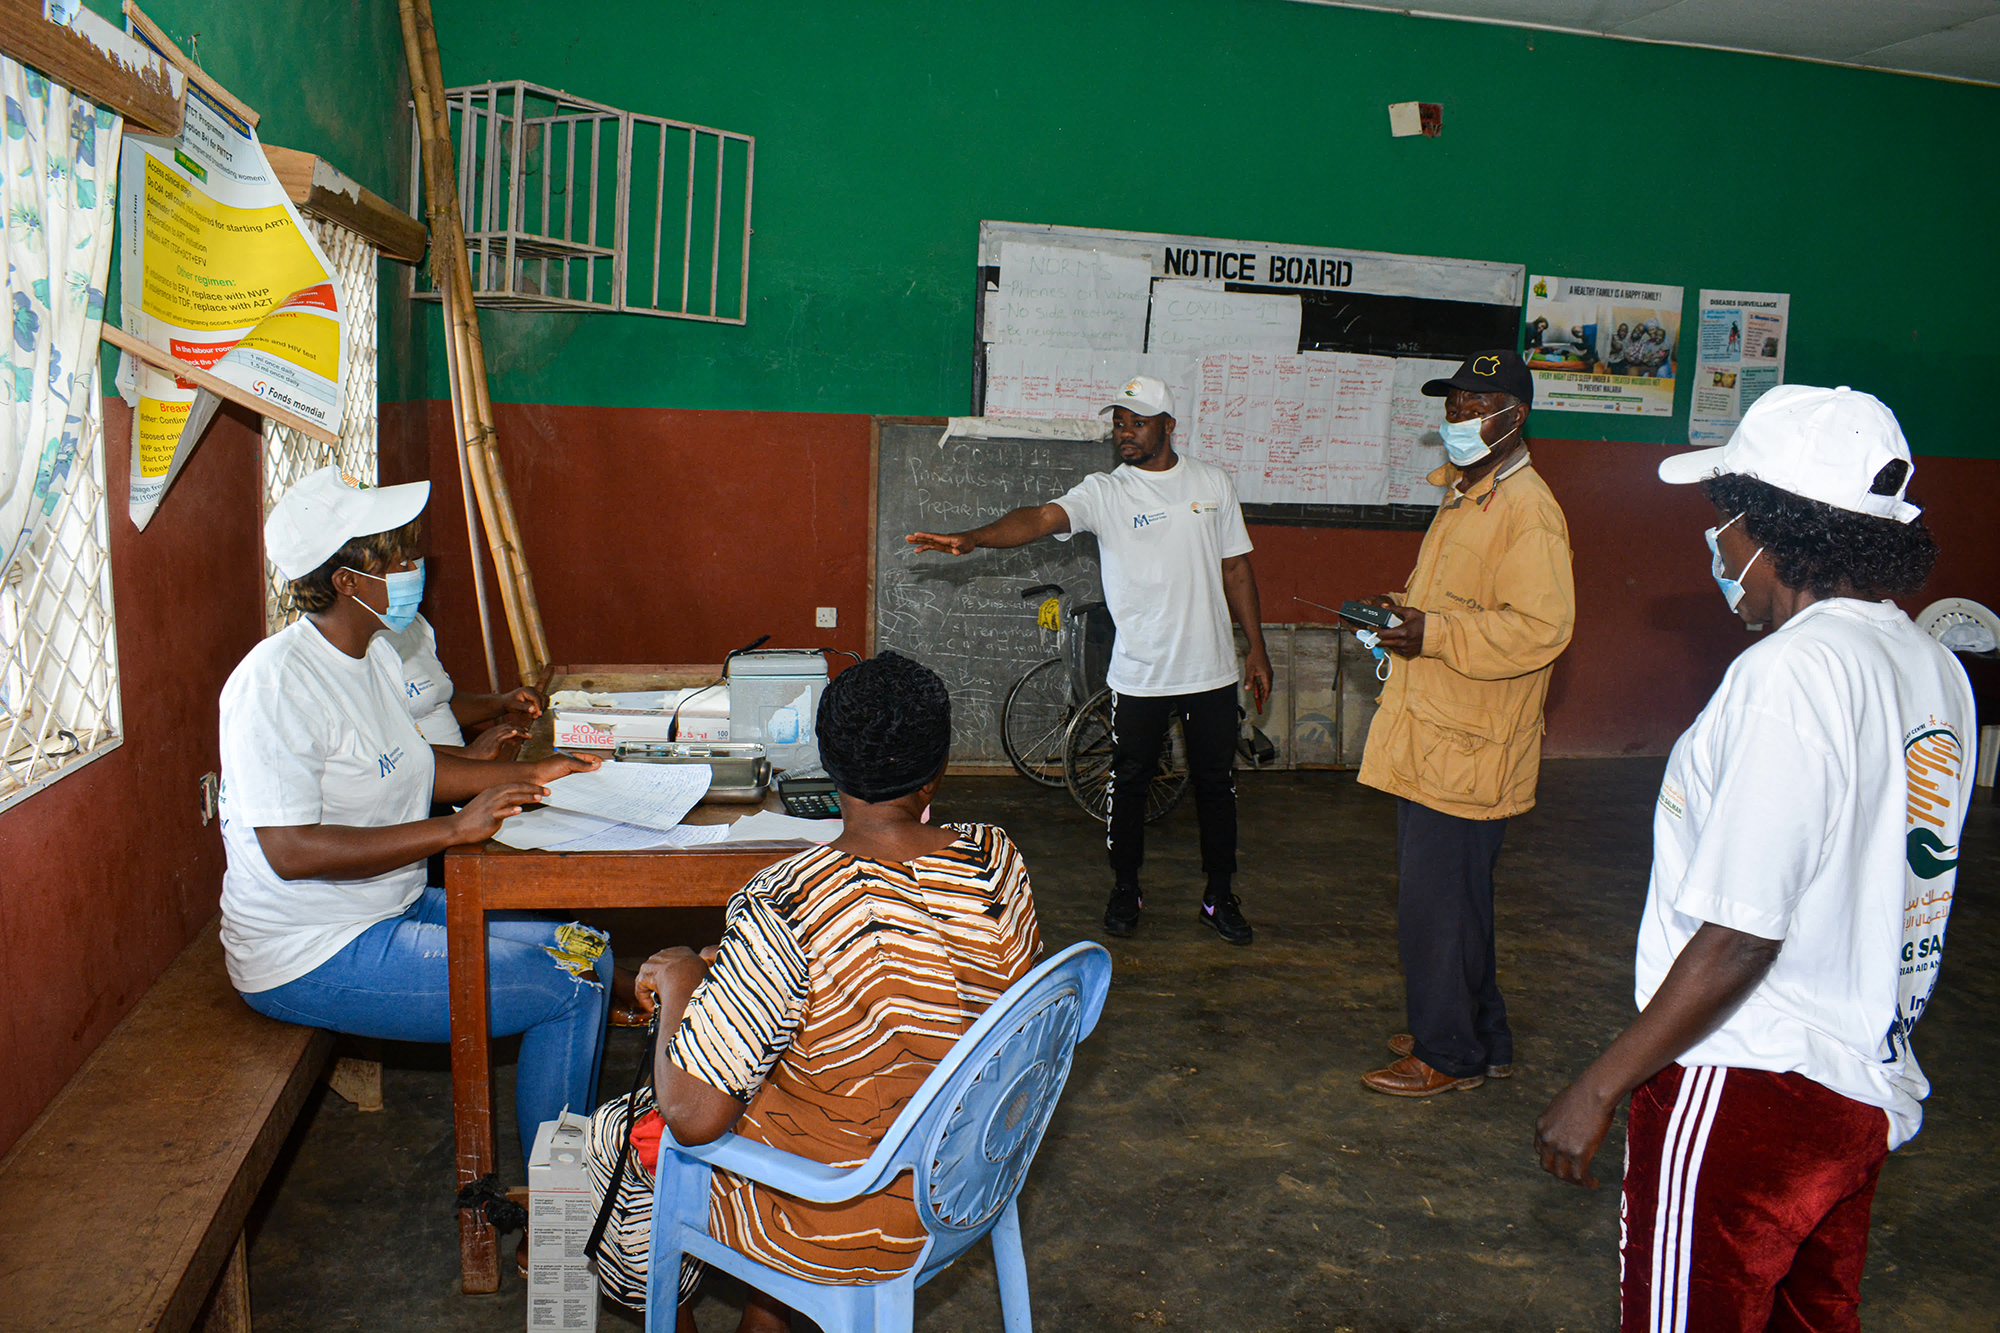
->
[419,404,2000,758]
[0,399,430,1157]
[0,401,265,1153]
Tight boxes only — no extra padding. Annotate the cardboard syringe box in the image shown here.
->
[527,1112,599,1332]
[553,698,729,749]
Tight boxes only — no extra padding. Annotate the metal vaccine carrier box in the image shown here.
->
[727,650,829,775]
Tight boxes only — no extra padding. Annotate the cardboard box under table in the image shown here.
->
[444,665,815,1294]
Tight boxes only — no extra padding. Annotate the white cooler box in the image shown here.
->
[728,650,829,775]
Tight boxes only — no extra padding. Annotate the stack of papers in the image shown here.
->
[490,761,834,851]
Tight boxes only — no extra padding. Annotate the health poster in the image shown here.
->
[117,85,345,529]
[1523,274,1682,416]
[1689,290,1788,447]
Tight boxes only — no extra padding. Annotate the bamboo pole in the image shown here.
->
[398,0,547,683]
[436,283,501,692]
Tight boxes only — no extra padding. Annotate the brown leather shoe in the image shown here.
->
[1387,1033,1512,1079]
[609,1000,651,1028]
[1361,1054,1485,1097]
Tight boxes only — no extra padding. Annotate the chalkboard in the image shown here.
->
[871,420,1115,765]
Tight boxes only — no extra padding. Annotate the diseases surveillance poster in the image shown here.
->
[1689,290,1789,447]
[1523,274,1683,416]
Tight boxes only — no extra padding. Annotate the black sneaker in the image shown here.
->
[1104,884,1143,937]
[1199,894,1253,945]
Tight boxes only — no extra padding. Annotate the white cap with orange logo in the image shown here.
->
[1099,375,1174,419]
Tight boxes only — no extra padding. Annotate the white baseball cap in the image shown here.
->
[265,466,430,579]
[1099,375,1174,419]
[1658,384,1920,523]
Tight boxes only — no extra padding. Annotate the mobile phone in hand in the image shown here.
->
[1339,599,1404,630]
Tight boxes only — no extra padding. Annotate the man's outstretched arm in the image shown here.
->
[907,503,1070,555]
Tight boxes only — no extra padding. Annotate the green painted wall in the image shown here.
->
[427,0,2000,456]
[83,0,421,403]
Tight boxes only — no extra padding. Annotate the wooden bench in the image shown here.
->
[0,916,332,1331]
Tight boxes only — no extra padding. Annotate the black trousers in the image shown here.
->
[1396,797,1511,1079]
[1108,685,1238,890]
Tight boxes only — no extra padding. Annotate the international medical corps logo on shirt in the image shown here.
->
[1132,510,1168,529]
[406,679,431,700]
[1904,723,1963,881]
[378,745,405,778]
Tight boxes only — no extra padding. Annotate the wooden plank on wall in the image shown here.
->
[265,145,429,264]
[0,0,182,135]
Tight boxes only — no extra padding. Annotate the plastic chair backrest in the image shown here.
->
[1915,598,2000,647]
[881,941,1110,1278]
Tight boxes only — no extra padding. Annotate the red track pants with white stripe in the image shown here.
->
[1621,1063,1890,1333]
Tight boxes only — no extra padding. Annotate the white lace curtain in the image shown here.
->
[0,57,120,575]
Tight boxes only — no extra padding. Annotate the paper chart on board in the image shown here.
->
[1178,351,1398,506]
[1386,358,1456,504]
[982,242,1151,351]
[1145,286,1301,357]
[981,345,1197,423]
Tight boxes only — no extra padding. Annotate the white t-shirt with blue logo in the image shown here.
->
[218,620,436,993]
[384,614,465,746]
[1636,598,1976,1147]
[1055,453,1254,696]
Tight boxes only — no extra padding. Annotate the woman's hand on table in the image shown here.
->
[634,944,720,1014]
[529,751,601,785]
[451,781,550,843]
[460,719,530,761]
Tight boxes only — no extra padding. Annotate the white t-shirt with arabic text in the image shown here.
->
[1636,598,1975,1147]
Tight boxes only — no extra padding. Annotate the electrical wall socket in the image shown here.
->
[815,607,838,628]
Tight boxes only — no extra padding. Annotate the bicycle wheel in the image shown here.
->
[1000,658,1072,788]
[1061,688,1190,824]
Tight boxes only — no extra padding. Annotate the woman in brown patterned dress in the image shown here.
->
[633,651,1041,1333]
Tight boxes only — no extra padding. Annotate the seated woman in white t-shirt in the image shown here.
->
[220,466,611,1169]
[383,614,546,758]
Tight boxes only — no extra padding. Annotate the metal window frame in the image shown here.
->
[407,80,754,324]
[0,387,125,814]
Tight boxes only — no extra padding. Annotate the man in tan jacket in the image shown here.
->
[1357,349,1575,1097]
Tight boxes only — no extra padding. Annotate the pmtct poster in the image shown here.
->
[116,85,346,529]
[1689,290,1788,447]
[1523,274,1683,416]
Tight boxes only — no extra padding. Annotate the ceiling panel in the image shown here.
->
[1616,0,2000,63]
[1294,0,2000,83]
[1859,13,2000,83]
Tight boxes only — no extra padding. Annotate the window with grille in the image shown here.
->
[0,388,123,812]
[262,215,382,635]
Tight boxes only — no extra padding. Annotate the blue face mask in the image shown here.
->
[1438,406,1519,467]
[1703,515,1762,614]
[346,559,425,632]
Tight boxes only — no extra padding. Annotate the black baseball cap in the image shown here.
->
[1421,349,1534,407]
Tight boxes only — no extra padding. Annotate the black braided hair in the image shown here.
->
[1700,470,1937,599]
[815,651,952,802]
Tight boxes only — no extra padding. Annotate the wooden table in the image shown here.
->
[445,665,810,1293]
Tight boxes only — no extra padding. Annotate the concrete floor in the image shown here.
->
[246,762,2000,1331]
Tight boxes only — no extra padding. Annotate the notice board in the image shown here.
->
[869,418,1114,766]
[973,221,1525,530]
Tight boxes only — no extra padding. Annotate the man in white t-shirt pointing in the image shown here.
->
[1534,385,1975,1332]
[908,375,1273,944]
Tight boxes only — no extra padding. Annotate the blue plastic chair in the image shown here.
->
[643,941,1112,1332]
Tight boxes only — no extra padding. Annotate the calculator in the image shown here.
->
[778,776,842,819]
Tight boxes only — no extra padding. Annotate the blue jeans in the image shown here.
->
[241,887,611,1164]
